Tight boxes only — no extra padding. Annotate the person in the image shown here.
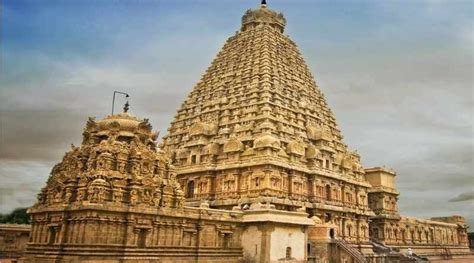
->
[407,247,413,258]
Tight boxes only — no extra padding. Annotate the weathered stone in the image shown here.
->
[18,1,472,262]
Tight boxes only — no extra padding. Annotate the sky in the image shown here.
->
[1,0,473,227]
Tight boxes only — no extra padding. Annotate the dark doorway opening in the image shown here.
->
[286,246,292,259]
[137,229,147,248]
[325,185,331,200]
[186,181,195,198]
[330,228,335,239]
[223,233,231,248]
[49,227,56,245]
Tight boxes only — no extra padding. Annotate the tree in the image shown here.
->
[0,208,29,224]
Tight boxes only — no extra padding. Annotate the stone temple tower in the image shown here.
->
[23,2,472,262]
[162,1,374,245]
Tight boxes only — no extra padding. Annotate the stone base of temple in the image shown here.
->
[388,244,472,260]
[23,204,244,263]
[365,252,474,263]
[22,252,241,263]
[22,242,243,263]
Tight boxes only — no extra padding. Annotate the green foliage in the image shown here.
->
[0,208,29,224]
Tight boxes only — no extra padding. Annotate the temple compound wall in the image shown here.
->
[370,216,470,257]
[366,167,470,259]
[0,224,31,260]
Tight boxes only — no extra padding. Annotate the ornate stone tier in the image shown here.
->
[241,2,286,33]
[160,2,375,250]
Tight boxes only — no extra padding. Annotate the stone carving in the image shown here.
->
[223,138,244,153]
[33,111,184,209]
[286,140,305,156]
[254,134,280,149]
[241,4,286,33]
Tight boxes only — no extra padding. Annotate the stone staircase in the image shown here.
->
[369,239,428,262]
[370,238,398,255]
[332,238,367,263]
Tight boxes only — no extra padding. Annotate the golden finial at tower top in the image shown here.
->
[261,0,267,8]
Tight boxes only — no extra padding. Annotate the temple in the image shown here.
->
[161,1,470,261]
[19,1,471,263]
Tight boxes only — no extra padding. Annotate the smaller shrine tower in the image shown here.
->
[24,105,244,262]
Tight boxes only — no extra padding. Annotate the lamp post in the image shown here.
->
[112,91,129,115]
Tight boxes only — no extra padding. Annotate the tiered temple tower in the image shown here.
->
[162,1,374,245]
[25,107,245,262]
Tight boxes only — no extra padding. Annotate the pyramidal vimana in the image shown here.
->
[23,1,470,263]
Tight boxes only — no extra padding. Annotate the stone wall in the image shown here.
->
[370,216,470,258]
[24,206,243,263]
[0,224,31,260]
[241,208,314,263]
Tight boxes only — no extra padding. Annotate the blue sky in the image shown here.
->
[1,0,473,226]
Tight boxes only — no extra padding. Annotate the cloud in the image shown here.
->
[0,160,52,213]
[449,191,474,202]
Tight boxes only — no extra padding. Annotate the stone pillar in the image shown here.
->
[355,187,360,206]
[341,217,346,239]
[103,221,110,245]
[133,228,141,247]
[150,223,156,246]
[257,224,275,263]
[164,223,170,246]
[66,220,73,244]
[288,170,294,197]
[196,222,204,259]
[31,223,38,243]
[178,223,184,246]
[126,223,136,246]
[76,220,83,244]
[307,176,314,200]
[356,218,361,243]
[209,173,216,199]
[170,224,176,246]
[145,228,152,247]
[39,223,46,243]
[218,232,224,248]
[236,170,242,194]
[156,223,162,246]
